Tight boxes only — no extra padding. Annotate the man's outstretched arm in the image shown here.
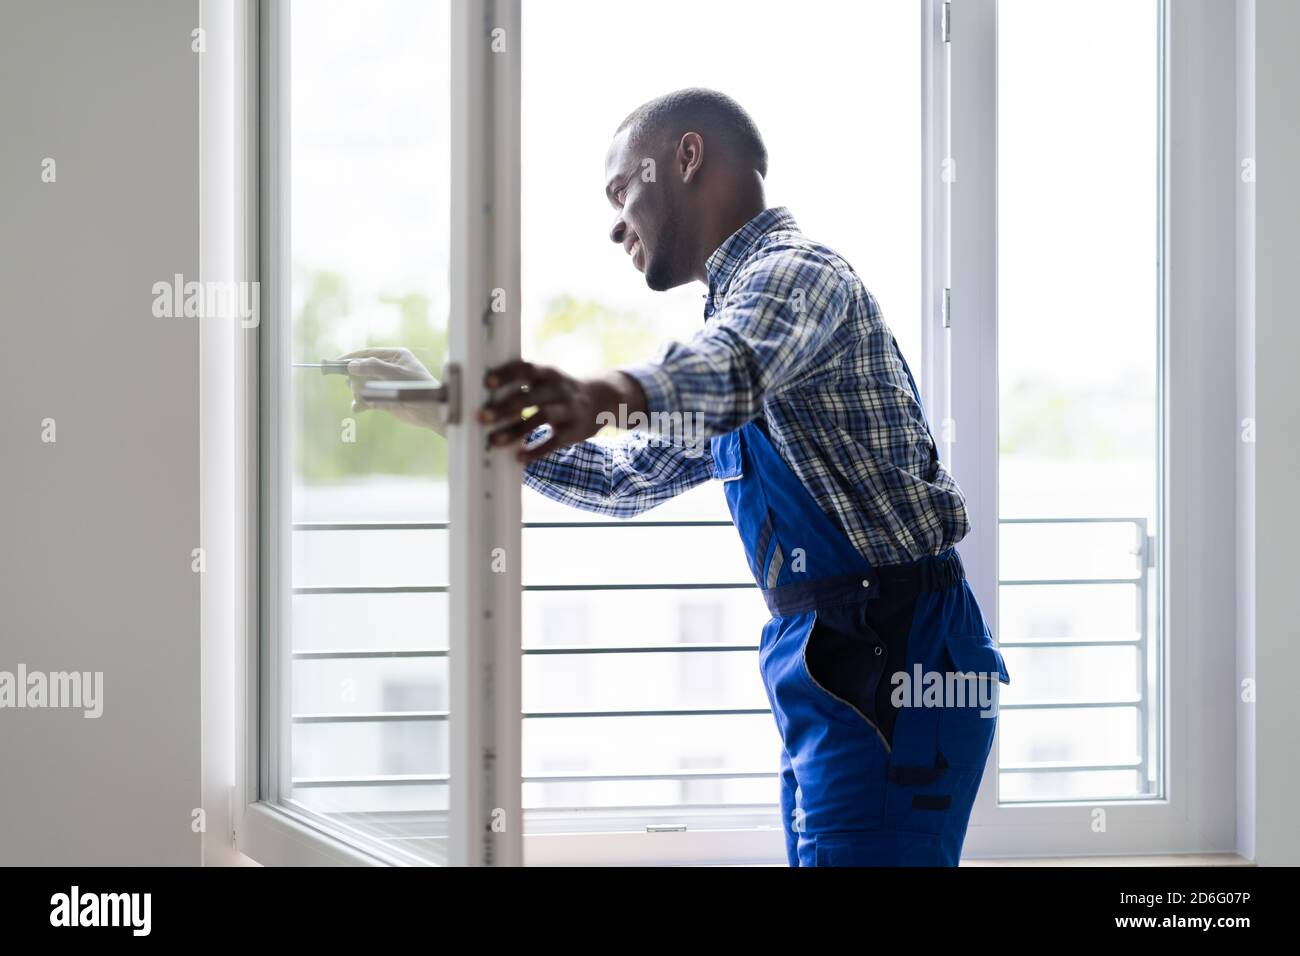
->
[340,349,711,517]
[521,426,713,518]
[477,362,712,515]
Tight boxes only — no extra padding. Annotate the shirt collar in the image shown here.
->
[704,206,799,311]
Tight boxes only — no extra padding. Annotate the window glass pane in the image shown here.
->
[996,0,1161,803]
[288,0,450,863]
[522,0,921,831]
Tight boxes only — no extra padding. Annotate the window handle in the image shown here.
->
[359,363,462,425]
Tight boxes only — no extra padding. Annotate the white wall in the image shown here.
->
[1253,0,1300,867]
[0,0,201,864]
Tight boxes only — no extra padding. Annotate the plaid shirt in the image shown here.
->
[523,206,969,566]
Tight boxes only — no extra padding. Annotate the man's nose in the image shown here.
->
[609,216,626,245]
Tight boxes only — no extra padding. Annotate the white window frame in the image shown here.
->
[198,0,1242,867]
[938,0,1239,857]
[200,0,523,868]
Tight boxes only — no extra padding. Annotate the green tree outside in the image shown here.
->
[294,272,656,483]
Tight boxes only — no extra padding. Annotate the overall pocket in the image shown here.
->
[801,605,891,751]
[936,630,1009,768]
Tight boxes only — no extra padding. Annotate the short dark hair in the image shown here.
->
[615,88,768,179]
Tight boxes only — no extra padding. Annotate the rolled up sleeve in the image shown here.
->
[522,424,713,517]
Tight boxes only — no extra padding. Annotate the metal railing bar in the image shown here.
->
[294,701,1142,721]
[293,707,770,723]
[298,581,1133,595]
[525,583,754,592]
[524,520,733,529]
[292,520,733,531]
[998,517,1147,525]
[996,638,1139,648]
[523,643,759,655]
[293,648,448,660]
[526,770,774,782]
[999,758,1142,773]
[999,577,1140,587]
[293,585,448,595]
[293,583,754,594]
[523,707,769,719]
[293,711,449,723]
[291,644,760,660]
[294,521,449,531]
[998,697,1141,710]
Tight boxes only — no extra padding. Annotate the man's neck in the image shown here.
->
[692,186,767,284]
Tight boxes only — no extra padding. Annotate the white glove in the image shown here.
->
[337,347,448,435]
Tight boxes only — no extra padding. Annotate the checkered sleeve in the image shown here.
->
[521,424,714,517]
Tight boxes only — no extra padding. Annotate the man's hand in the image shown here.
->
[479,360,647,464]
[338,347,448,434]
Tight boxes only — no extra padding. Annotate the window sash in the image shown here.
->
[242,0,525,869]
[949,0,1237,856]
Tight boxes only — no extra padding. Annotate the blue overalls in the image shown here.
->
[710,413,1011,866]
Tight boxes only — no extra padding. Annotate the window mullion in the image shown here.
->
[944,0,1000,829]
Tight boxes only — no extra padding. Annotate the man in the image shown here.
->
[345,88,1010,867]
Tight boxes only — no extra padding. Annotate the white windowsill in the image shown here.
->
[963,853,1252,867]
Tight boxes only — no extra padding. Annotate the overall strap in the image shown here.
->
[714,420,875,609]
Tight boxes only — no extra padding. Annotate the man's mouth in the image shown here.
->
[629,237,644,272]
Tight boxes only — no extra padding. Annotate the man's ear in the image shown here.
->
[678,131,704,184]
